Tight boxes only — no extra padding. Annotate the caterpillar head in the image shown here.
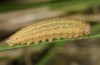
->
[83,23,91,35]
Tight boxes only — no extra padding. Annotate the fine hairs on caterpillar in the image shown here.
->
[6,17,91,46]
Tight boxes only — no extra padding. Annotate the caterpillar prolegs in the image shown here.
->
[6,17,91,46]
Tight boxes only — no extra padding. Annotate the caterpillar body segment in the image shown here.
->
[6,17,91,46]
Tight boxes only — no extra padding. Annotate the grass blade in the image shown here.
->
[0,34,100,51]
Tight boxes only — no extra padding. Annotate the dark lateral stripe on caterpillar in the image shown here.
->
[6,17,91,46]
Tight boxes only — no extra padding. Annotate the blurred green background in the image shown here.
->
[0,0,100,65]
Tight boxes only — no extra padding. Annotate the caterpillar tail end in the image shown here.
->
[5,40,14,46]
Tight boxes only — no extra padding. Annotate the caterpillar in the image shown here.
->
[6,17,91,46]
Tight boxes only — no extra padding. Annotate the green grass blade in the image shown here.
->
[36,34,100,65]
[0,34,100,51]
[36,41,67,65]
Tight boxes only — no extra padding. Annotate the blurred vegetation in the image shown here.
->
[0,0,100,12]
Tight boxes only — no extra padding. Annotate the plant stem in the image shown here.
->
[36,41,67,65]
[0,34,100,51]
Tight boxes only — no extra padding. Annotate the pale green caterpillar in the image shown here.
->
[6,17,91,46]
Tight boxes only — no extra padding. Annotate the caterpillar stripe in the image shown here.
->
[6,17,91,46]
